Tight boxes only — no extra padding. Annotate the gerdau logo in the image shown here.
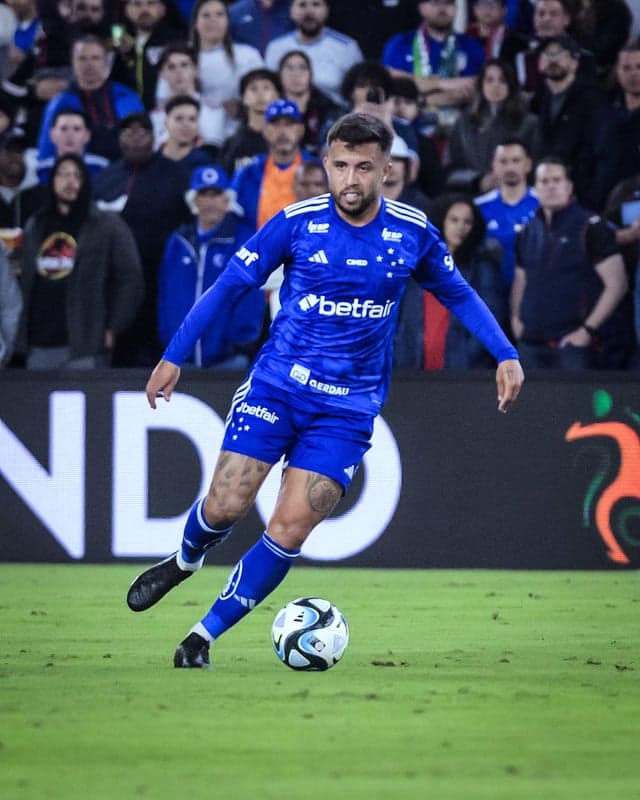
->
[298,294,395,319]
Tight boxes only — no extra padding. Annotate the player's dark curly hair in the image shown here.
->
[326,113,394,154]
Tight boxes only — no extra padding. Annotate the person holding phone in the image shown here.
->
[114,0,186,109]
[337,60,420,170]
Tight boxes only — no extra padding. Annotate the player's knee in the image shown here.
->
[203,493,251,529]
[267,514,315,551]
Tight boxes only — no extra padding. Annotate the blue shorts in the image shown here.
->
[220,376,374,492]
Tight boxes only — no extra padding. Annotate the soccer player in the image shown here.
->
[127,112,524,668]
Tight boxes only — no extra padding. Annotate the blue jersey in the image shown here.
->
[475,188,539,288]
[164,194,518,416]
[382,31,485,78]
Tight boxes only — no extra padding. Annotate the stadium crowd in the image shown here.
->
[0,0,639,370]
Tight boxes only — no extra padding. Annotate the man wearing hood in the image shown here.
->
[17,153,143,368]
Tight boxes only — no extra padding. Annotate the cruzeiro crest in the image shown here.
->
[565,390,640,565]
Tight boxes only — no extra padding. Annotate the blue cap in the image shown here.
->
[264,98,303,123]
[189,165,229,192]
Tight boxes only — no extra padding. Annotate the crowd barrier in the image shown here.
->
[1,369,638,569]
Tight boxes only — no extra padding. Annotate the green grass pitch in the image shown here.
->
[1,564,639,800]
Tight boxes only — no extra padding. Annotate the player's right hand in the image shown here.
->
[145,359,181,409]
[496,359,524,414]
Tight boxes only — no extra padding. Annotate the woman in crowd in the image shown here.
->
[277,50,341,155]
[445,58,540,194]
[188,0,264,139]
[428,193,509,369]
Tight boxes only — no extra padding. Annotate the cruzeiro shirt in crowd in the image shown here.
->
[164,194,518,416]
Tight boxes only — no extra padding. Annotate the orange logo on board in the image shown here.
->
[565,390,640,565]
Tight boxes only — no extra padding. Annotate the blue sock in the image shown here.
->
[196,532,300,640]
[179,498,232,567]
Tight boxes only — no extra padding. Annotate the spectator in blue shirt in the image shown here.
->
[475,137,538,289]
[36,107,109,184]
[231,98,314,233]
[36,34,144,163]
[228,0,294,56]
[382,0,485,110]
[158,164,264,368]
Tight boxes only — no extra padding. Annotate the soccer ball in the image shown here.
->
[271,597,349,671]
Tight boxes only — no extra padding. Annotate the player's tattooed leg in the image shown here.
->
[305,472,341,516]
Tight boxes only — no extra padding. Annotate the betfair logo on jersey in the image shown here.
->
[308,250,329,264]
[236,246,259,267]
[298,293,396,319]
[308,222,330,233]
[382,228,403,242]
[237,401,279,424]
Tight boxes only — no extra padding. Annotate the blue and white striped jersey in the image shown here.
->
[164,194,518,415]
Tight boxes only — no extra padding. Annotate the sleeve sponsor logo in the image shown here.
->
[236,246,259,267]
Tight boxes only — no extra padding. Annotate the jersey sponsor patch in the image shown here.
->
[290,363,310,384]
[298,294,395,319]
[382,228,403,242]
[289,363,349,395]
[308,221,330,233]
[237,401,280,424]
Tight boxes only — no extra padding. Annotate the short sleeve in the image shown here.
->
[584,217,620,264]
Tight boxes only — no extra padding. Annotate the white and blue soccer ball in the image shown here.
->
[271,597,349,671]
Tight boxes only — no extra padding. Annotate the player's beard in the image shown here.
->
[334,187,377,220]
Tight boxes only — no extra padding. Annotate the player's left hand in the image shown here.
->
[496,359,524,414]
[145,359,181,409]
